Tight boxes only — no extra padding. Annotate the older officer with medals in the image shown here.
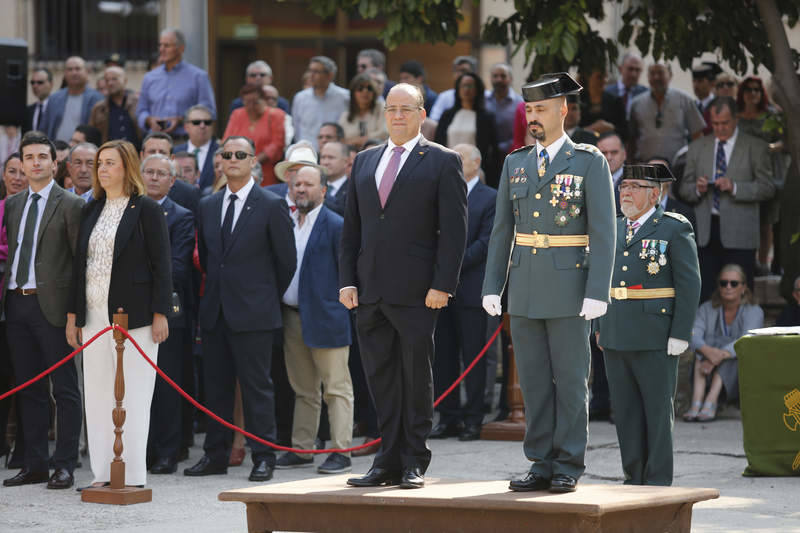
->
[597,164,701,486]
[482,73,616,493]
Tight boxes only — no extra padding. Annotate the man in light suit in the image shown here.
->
[340,83,468,489]
[142,154,195,474]
[678,96,774,301]
[431,143,496,441]
[39,57,103,143]
[2,133,84,489]
[185,136,296,482]
[275,165,354,474]
[174,105,218,191]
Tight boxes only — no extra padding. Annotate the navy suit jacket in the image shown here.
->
[456,182,496,308]
[161,196,195,328]
[265,182,288,199]
[168,178,200,217]
[296,206,351,348]
[198,185,296,332]
[175,139,219,191]
[324,181,348,216]
[603,82,648,101]
[40,87,104,141]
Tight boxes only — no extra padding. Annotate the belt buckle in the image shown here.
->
[613,287,628,300]
[533,234,550,248]
[21,288,34,296]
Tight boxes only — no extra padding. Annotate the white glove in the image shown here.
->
[667,337,689,356]
[579,298,608,321]
[482,295,502,316]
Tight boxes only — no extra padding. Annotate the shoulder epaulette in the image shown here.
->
[574,143,602,155]
[509,144,536,156]
[664,211,690,224]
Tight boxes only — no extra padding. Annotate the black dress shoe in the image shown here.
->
[588,408,610,421]
[509,472,550,492]
[150,457,178,474]
[458,424,482,441]
[399,467,424,489]
[183,455,227,476]
[429,422,461,439]
[549,474,578,493]
[7,450,24,470]
[3,468,50,487]
[346,467,401,487]
[248,460,274,482]
[46,468,74,489]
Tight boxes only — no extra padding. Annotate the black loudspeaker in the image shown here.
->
[0,39,28,126]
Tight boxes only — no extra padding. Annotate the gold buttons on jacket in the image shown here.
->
[661,308,667,313]
[531,249,537,255]
[533,211,540,218]
[576,264,580,268]
[535,193,542,199]
[623,251,629,257]
[620,281,626,287]
[622,266,628,271]
[513,193,517,199]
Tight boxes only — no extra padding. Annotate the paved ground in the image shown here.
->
[1,406,798,532]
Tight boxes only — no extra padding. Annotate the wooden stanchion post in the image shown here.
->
[480,314,526,441]
[82,309,152,505]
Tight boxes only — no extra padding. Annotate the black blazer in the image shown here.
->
[23,103,37,134]
[162,196,195,328]
[70,195,172,329]
[455,182,496,308]
[324,182,348,216]
[340,137,468,306]
[197,185,296,332]
[434,106,500,188]
[168,178,200,217]
[175,139,219,191]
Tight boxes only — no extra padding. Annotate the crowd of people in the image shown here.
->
[0,25,796,494]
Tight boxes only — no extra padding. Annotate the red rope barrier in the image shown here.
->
[0,321,503,455]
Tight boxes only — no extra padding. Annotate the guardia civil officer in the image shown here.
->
[596,164,701,486]
[482,73,616,493]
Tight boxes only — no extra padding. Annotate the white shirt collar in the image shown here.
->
[187,139,212,153]
[292,201,323,229]
[328,175,347,193]
[628,205,657,227]
[715,127,738,151]
[466,176,480,195]
[388,132,422,154]
[156,195,167,205]
[536,131,569,163]
[28,179,55,202]
[224,177,255,202]
[700,93,715,108]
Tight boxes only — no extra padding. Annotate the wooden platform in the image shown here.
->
[219,475,719,533]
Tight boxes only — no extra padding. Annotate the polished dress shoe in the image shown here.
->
[399,467,424,489]
[7,449,24,470]
[248,460,274,482]
[509,472,550,492]
[346,467,401,487]
[150,457,178,474]
[549,473,578,493]
[429,422,461,439]
[183,455,227,476]
[458,424,481,441]
[47,468,74,489]
[3,468,49,487]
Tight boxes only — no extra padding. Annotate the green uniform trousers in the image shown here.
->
[603,348,678,486]
[510,315,590,480]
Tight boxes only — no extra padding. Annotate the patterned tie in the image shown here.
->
[378,146,404,208]
[714,140,726,211]
[221,193,237,250]
[16,193,41,288]
[625,219,641,244]
[538,148,549,178]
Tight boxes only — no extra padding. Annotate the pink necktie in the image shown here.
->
[378,146,404,208]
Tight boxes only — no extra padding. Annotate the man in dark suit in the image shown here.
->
[598,131,627,216]
[174,105,218,191]
[23,68,54,134]
[604,52,647,118]
[340,83,468,489]
[431,143,496,441]
[185,136,296,482]
[319,141,349,216]
[142,154,195,474]
[141,132,200,216]
[2,133,83,489]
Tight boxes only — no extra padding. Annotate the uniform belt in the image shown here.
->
[610,287,676,300]
[12,288,37,296]
[515,233,589,248]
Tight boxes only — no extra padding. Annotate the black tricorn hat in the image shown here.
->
[621,164,676,183]
[522,72,582,102]
[692,61,721,80]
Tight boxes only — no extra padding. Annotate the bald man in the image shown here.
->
[40,56,104,142]
[89,66,142,147]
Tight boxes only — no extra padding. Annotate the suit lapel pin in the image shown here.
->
[565,151,571,156]
[418,151,424,155]
[130,205,135,208]
[247,206,251,210]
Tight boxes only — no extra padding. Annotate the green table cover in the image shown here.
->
[737,335,800,476]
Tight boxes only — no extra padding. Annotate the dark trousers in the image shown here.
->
[271,335,295,446]
[348,316,379,438]
[5,292,81,472]
[0,322,12,448]
[433,304,488,426]
[699,215,755,302]
[202,313,276,466]
[356,302,438,473]
[148,326,185,461]
[589,333,610,414]
[180,325,195,449]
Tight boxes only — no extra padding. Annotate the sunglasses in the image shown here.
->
[189,119,213,126]
[30,80,46,86]
[655,110,663,129]
[248,72,269,77]
[221,151,253,160]
[743,87,762,94]
[716,81,736,88]
[719,279,741,288]
[355,85,374,92]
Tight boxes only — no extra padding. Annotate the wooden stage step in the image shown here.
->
[219,475,719,533]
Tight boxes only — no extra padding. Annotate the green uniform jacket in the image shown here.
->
[597,207,701,351]
[482,137,616,318]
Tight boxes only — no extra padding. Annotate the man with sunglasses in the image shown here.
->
[596,164,701,486]
[186,135,296,482]
[175,105,218,191]
[24,68,53,134]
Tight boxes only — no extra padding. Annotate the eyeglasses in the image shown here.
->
[716,81,736,88]
[143,168,171,178]
[618,183,655,192]
[743,87,762,94]
[221,151,253,160]
[189,119,213,126]
[355,85,374,92]
[719,279,741,288]
[247,72,269,78]
[655,110,663,129]
[384,105,422,115]
[30,80,46,86]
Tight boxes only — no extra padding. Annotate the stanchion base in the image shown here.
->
[480,419,525,441]
[81,486,152,505]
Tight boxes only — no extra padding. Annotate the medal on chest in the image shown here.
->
[658,240,668,266]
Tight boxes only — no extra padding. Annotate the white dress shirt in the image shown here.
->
[328,175,347,196]
[627,205,656,234]
[9,180,55,290]
[375,133,422,190]
[282,202,323,306]
[536,132,569,169]
[220,177,256,230]
[187,139,212,174]
[466,176,479,195]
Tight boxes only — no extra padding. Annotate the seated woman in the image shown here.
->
[684,264,764,422]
